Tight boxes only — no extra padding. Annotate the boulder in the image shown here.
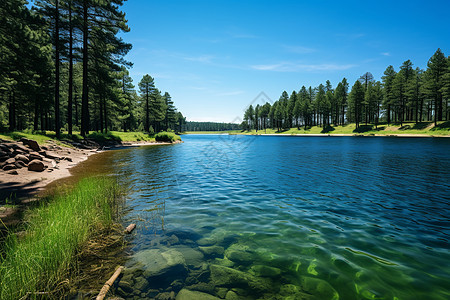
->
[278,284,316,300]
[176,289,220,300]
[173,246,204,268]
[134,276,149,291]
[209,265,272,293]
[117,280,133,294]
[199,246,224,258]
[15,154,29,164]
[299,277,339,300]
[5,157,15,165]
[250,265,281,278]
[20,138,41,152]
[7,170,19,175]
[132,248,187,280]
[44,151,62,160]
[28,152,43,161]
[3,164,17,171]
[28,160,45,172]
[12,143,30,153]
[15,161,26,169]
[225,290,240,300]
[224,243,255,265]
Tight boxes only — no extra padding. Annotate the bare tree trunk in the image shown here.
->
[55,0,60,138]
[81,0,89,136]
[68,1,73,135]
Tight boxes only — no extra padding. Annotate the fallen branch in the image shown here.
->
[124,223,136,234]
[96,265,124,300]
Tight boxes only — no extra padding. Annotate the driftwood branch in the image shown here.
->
[96,265,124,300]
[124,223,136,234]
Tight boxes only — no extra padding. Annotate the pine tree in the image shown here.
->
[163,92,176,130]
[348,80,364,129]
[138,74,155,132]
[382,65,397,125]
[424,48,447,125]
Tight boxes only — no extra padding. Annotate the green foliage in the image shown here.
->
[154,131,182,142]
[185,121,240,132]
[0,177,122,299]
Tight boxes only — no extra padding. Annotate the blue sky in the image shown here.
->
[119,0,450,123]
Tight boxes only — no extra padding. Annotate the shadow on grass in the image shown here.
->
[321,126,335,133]
[412,122,432,130]
[353,125,373,133]
[432,121,450,130]
[0,130,124,143]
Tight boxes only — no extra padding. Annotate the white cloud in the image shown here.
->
[215,90,245,97]
[381,52,391,56]
[283,45,316,54]
[183,55,215,63]
[251,62,356,72]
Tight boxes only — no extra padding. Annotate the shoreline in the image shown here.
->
[240,133,450,138]
[0,140,178,227]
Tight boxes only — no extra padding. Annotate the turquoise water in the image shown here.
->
[110,135,450,299]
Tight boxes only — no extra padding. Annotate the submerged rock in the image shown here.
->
[225,290,240,300]
[132,248,187,278]
[173,246,204,268]
[209,265,272,293]
[278,284,316,300]
[176,289,220,300]
[300,276,339,300]
[199,245,224,258]
[249,265,281,278]
[224,243,255,265]
[134,276,149,291]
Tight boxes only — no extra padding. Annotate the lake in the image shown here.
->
[103,135,450,299]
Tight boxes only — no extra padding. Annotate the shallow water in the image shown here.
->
[101,135,449,299]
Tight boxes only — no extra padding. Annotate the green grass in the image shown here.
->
[154,131,182,142]
[0,130,157,146]
[106,131,155,142]
[0,177,122,299]
[235,121,450,136]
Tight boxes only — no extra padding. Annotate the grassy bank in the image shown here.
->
[0,130,186,146]
[0,177,122,299]
[236,121,450,136]
[155,131,182,142]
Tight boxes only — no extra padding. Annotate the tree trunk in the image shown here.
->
[81,0,89,137]
[34,96,39,131]
[55,0,60,138]
[145,91,149,132]
[68,1,73,135]
[103,97,108,133]
[99,97,103,133]
[8,91,15,131]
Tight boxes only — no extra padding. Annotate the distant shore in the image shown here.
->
[237,133,450,138]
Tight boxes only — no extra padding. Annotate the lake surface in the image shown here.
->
[105,135,450,299]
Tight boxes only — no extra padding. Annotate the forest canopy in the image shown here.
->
[242,49,450,132]
[0,0,185,136]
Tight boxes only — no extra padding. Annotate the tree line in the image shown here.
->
[0,0,185,136]
[242,49,450,131]
[184,121,241,132]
